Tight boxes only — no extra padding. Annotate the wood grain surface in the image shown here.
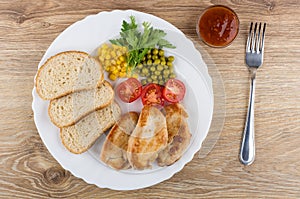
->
[1,0,300,198]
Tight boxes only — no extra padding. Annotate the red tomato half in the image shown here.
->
[141,83,164,107]
[116,78,142,103]
[162,79,186,103]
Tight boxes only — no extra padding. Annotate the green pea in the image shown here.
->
[155,71,161,76]
[149,66,155,72]
[167,56,175,62]
[157,65,163,71]
[151,75,157,80]
[158,49,164,57]
[147,54,152,60]
[169,73,176,79]
[135,69,141,75]
[142,68,149,74]
[147,59,153,65]
[137,64,143,69]
[152,48,158,55]
[152,55,158,60]
[154,59,161,65]
[167,61,173,67]
[141,79,147,85]
[161,60,166,66]
[153,80,158,84]
[147,77,152,83]
[159,80,164,85]
[160,57,166,62]
[164,65,169,70]
[163,70,170,76]
[158,75,163,80]
[147,49,152,54]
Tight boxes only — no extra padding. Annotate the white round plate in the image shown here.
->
[32,10,214,190]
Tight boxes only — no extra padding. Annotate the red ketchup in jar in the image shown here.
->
[197,5,239,47]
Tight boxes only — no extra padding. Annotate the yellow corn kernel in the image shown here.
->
[106,53,112,59]
[97,43,130,81]
[119,72,126,77]
[111,60,117,65]
[111,44,117,49]
[110,66,119,74]
[102,43,109,49]
[111,51,117,58]
[123,62,128,67]
[116,50,122,56]
[110,66,116,72]
[109,73,117,81]
[97,48,102,56]
[104,66,110,72]
[101,49,107,56]
[121,67,126,72]
[104,60,110,67]
[99,56,105,63]
[122,46,127,52]
[119,55,125,62]
[131,73,139,79]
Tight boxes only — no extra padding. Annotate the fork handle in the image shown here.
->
[240,69,256,165]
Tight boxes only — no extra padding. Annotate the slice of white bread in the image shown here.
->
[100,112,139,170]
[36,51,104,100]
[60,102,122,154]
[48,81,114,128]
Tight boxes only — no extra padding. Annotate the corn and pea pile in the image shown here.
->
[97,43,176,85]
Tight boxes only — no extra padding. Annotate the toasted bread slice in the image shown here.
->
[100,112,139,170]
[60,102,121,154]
[127,106,168,170]
[36,51,104,100]
[157,103,191,166]
[49,81,114,128]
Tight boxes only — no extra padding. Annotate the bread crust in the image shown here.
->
[60,102,121,154]
[36,51,104,100]
[48,81,114,128]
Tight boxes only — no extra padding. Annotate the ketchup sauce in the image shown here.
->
[197,5,239,47]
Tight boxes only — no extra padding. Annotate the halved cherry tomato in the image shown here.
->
[116,78,142,103]
[141,83,164,107]
[162,78,186,103]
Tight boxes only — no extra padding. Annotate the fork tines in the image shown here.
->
[246,22,266,53]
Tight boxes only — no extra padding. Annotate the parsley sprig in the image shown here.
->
[110,16,175,72]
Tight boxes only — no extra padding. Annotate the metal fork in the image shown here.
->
[240,22,266,165]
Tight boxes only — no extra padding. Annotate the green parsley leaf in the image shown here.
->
[110,15,176,73]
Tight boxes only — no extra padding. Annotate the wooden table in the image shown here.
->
[1,0,300,198]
